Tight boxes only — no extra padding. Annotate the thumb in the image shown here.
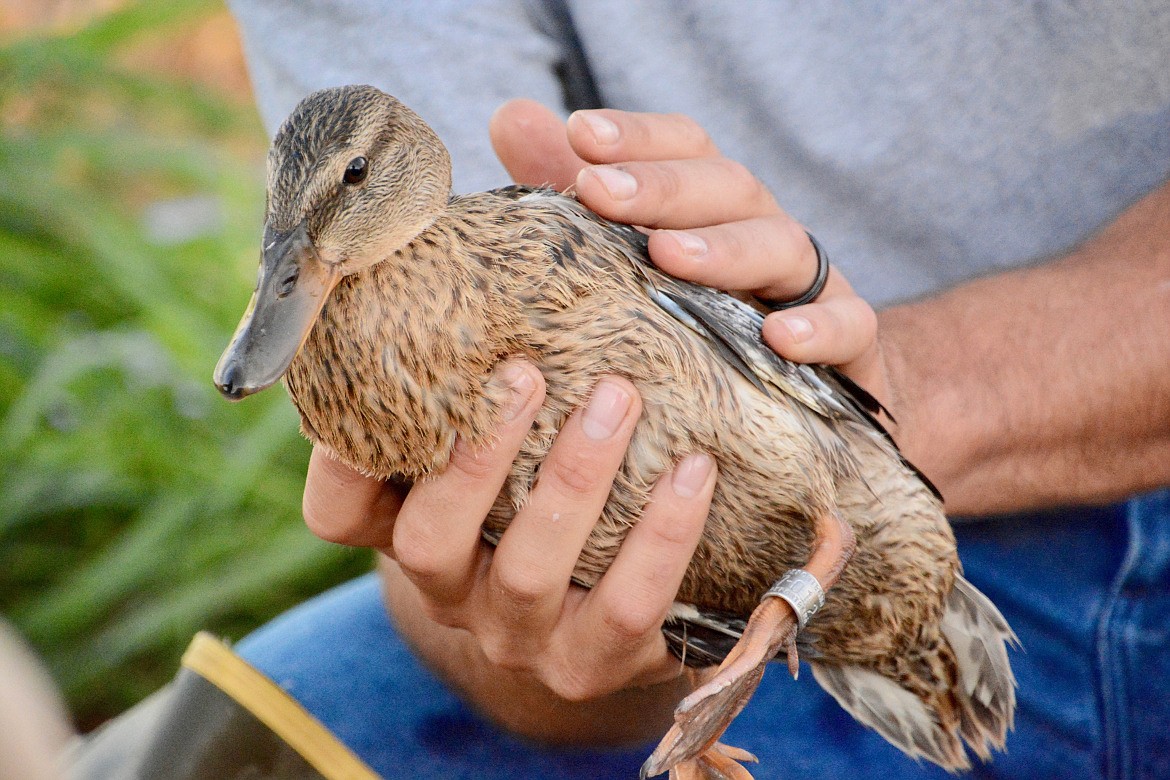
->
[489,99,585,190]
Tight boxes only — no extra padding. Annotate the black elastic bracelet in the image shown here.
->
[760,231,830,311]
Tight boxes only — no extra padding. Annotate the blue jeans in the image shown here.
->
[237,489,1170,780]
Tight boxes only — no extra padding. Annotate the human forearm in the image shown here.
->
[881,180,1170,515]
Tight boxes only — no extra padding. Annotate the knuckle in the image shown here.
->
[391,525,447,581]
[600,598,664,643]
[723,158,771,205]
[544,451,605,497]
[448,442,500,482]
[302,498,368,545]
[649,164,684,209]
[545,667,603,703]
[774,219,817,290]
[478,629,551,673]
[669,113,715,154]
[713,223,748,266]
[779,216,809,256]
[417,598,462,629]
[643,510,703,549]
[477,634,527,671]
[836,300,879,363]
[491,565,552,613]
[852,299,879,343]
[718,156,751,183]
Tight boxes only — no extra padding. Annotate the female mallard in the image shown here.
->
[214,85,1015,780]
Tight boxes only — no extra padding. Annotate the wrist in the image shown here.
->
[876,304,998,515]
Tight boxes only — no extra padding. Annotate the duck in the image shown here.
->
[213,85,1016,780]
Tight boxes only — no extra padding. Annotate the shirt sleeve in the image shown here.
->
[227,0,572,193]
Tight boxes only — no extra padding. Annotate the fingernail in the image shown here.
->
[579,112,619,145]
[667,230,708,257]
[496,362,538,421]
[672,453,714,498]
[588,166,638,200]
[781,315,814,343]
[581,379,633,440]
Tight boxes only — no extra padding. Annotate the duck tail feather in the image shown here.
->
[810,662,969,771]
[940,576,1018,760]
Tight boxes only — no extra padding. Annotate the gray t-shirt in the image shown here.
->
[229,0,1170,307]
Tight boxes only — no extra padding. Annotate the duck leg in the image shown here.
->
[642,509,856,780]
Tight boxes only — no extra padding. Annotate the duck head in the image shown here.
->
[214,85,452,400]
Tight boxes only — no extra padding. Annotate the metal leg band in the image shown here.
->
[763,569,825,630]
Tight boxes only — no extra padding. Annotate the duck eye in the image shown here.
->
[343,156,368,185]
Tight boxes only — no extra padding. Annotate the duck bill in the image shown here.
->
[213,221,340,400]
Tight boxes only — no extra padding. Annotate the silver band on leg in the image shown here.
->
[763,569,825,630]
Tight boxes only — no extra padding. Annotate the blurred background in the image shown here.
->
[0,0,372,730]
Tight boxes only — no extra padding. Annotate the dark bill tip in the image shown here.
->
[212,361,258,401]
[212,220,339,402]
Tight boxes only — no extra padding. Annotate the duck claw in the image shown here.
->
[666,742,760,780]
[711,742,760,764]
[642,599,799,778]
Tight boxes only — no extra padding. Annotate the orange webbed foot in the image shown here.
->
[644,510,856,778]
[642,600,798,778]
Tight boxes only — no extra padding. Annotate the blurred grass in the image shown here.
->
[0,0,372,726]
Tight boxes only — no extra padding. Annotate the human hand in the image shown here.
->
[303,362,716,711]
[489,101,890,411]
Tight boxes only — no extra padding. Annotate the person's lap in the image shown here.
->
[238,489,1170,780]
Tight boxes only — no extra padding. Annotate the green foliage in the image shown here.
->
[0,1,372,725]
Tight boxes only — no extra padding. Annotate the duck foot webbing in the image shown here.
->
[641,601,796,779]
[642,510,856,779]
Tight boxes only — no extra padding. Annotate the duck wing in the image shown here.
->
[636,258,944,499]
[516,189,940,500]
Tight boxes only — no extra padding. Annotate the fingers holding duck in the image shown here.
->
[391,360,545,610]
[647,215,846,302]
[565,109,720,164]
[575,157,778,230]
[566,453,716,691]
[490,100,880,379]
[481,376,642,648]
[490,451,715,702]
[490,101,878,360]
[393,370,714,702]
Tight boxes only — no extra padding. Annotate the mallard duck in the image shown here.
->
[214,85,1016,780]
